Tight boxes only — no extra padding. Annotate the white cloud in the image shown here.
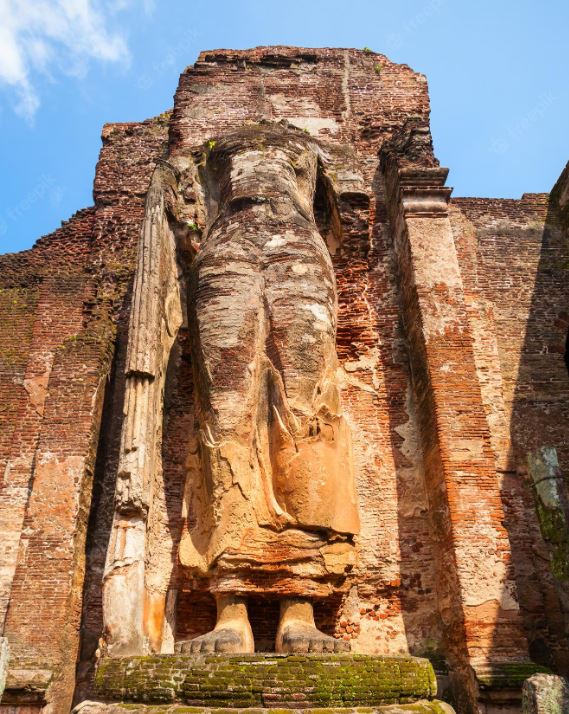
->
[0,0,135,120]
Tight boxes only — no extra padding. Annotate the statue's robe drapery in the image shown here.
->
[178,128,359,597]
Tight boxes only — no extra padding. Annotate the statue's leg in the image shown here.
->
[276,599,349,653]
[263,232,338,413]
[265,232,358,653]
[190,240,265,437]
[180,241,265,652]
[264,231,360,535]
[177,594,254,654]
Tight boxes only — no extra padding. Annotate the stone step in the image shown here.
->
[75,702,455,714]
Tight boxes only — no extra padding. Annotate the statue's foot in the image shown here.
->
[176,594,254,655]
[275,597,350,654]
[277,621,350,653]
[177,625,253,654]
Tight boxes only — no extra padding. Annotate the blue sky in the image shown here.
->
[1,0,567,254]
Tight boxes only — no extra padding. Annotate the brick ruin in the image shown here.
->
[0,47,568,714]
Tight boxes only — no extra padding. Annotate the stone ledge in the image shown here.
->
[473,662,553,708]
[75,701,455,714]
[95,654,438,709]
[3,665,52,703]
[474,662,551,690]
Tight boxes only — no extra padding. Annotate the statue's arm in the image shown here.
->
[102,164,186,655]
[115,165,183,515]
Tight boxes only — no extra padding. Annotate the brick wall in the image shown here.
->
[451,191,569,675]
[0,116,168,713]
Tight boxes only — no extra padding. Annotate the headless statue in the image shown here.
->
[107,123,359,656]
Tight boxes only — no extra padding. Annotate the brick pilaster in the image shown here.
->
[382,153,530,710]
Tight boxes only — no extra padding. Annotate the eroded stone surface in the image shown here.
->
[522,673,569,713]
[178,125,360,589]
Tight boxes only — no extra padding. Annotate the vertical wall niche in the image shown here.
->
[313,166,342,256]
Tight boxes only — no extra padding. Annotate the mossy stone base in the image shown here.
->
[94,654,438,709]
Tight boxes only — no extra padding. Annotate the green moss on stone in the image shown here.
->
[475,661,551,689]
[536,501,569,580]
[96,654,437,708]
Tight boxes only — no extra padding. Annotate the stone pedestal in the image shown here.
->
[86,654,448,711]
